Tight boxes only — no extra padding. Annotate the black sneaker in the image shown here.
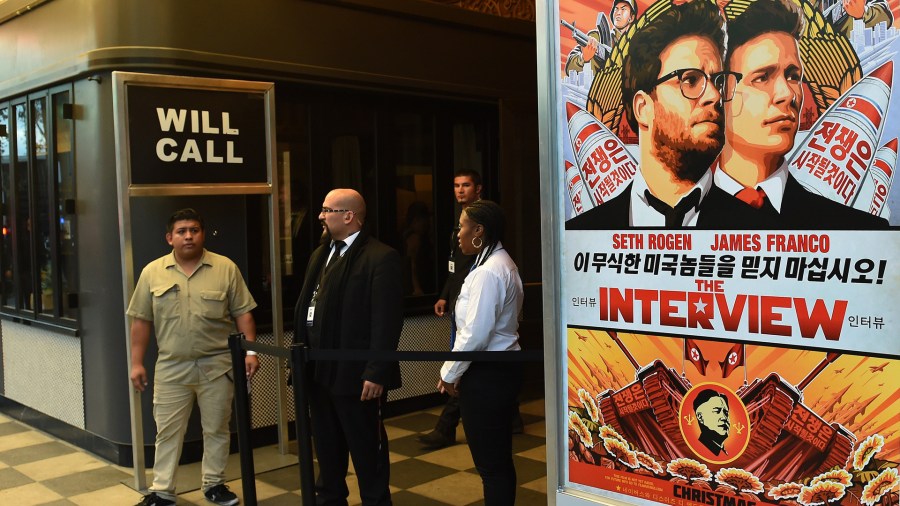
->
[204,483,239,506]
[136,493,175,506]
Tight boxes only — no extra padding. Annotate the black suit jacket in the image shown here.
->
[777,174,889,229]
[293,230,404,395]
[564,182,775,229]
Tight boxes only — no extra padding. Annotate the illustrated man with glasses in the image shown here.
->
[567,0,763,229]
[293,188,403,505]
[717,0,887,228]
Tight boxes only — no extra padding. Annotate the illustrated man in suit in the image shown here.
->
[718,0,888,229]
[693,389,731,456]
[566,0,764,230]
[293,188,403,505]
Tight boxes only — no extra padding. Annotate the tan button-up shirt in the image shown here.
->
[127,249,256,383]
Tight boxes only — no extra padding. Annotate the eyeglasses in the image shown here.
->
[321,207,352,214]
[652,68,742,102]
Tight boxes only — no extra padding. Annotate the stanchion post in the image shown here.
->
[290,344,316,506]
[229,333,257,506]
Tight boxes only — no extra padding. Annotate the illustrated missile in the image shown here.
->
[853,138,896,217]
[564,157,595,216]
[789,61,893,206]
[565,100,637,206]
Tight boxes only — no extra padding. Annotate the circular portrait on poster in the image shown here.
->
[679,383,750,464]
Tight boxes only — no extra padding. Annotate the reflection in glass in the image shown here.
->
[453,121,489,175]
[393,112,435,297]
[33,97,54,315]
[54,91,76,319]
[14,102,33,311]
[0,106,11,307]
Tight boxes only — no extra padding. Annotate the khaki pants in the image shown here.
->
[150,372,233,500]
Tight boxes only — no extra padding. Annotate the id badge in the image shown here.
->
[306,305,315,326]
[307,287,318,326]
[448,260,455,273]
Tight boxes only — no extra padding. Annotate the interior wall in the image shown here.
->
[2,321,84,428]
[73,74,133,452]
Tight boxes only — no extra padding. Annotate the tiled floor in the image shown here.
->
[0,399,547,505]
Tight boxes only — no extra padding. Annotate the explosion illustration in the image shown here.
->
[714,468,764,494]
[635,451,664,475]
[578,388,601,422]
[667,458,713,483]
[811,469,853,487]
[769,482,804,500]
[603,437,639,468]
[598,425,628,444]
[860,468,899,506]
[569,411,594,448]
[853,434,886,471]
[797,481,847,506]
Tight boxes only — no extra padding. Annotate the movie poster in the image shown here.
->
[557,0,900,505]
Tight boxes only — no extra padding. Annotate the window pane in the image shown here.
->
[393,112,436,297]
[54,91,76,319]
[0,106,11,308]
[453,121,488,175]
[33,97,54,315]
[14,102,33,311]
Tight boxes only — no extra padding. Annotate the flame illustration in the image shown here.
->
[578,388,601,423]
[715,468,764,494]
[798,481,847,506]
[853,434,885,470]
[861,468,899,506]
[769,482,804,500]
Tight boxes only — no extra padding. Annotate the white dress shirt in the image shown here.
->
[714,162,789,212]
[325,230,359,264]
[630,167,714,226]
[440,242,523,383]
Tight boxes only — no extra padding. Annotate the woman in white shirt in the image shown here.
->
[437,200,523,505]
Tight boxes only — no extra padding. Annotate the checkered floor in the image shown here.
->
[0,399,547,505]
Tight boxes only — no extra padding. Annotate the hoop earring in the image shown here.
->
[472,237,483,249]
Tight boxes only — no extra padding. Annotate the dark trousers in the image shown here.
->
[435,388,522,434]
[459,361,523,506]
[308,382,391,506]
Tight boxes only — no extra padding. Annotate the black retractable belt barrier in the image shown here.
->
[227,334,542,506]
[289,344,317,506]
[228,333,257,506]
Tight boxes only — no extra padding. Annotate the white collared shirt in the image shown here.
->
[713,162,788,212]
[440,242,523,383]
[325,230,359,265]
[630,167,713,226]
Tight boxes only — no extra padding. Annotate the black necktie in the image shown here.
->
[325,240,345,272]
[645,188,702,227]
